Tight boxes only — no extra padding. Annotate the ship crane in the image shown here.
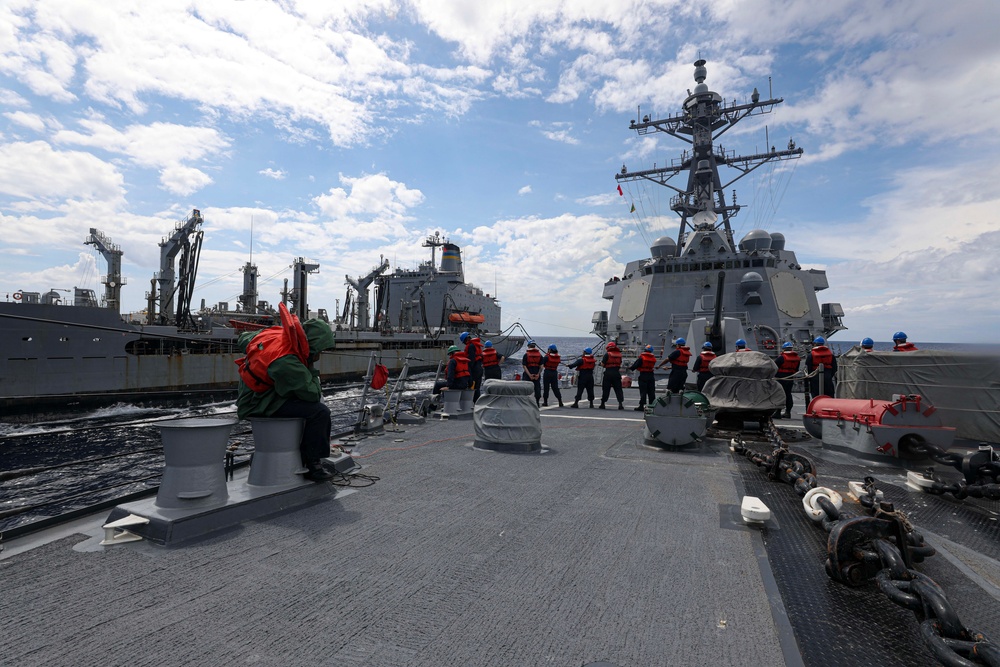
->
[346,258,390,330]
[147,209,203,328]
[616,59,803,253]
[85,228,125,314]
[285,258,319,320]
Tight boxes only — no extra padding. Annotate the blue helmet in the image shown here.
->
[893,331,907,341]
[861,337,874,348]
[459,331,470,343]
[527,340,536,347]
[735,339,746,347]
[675,338,686,346]
[703,342,713,349]
[484,340,494,348]
[782,342,794,350]
[548,344,558,352]
[814,336,825,345]
[644,344,653,352]
[584,347,593,355]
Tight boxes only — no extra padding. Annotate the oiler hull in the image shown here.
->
[0,302,446,417]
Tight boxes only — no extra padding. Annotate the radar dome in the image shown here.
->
[769,232,786,251]
[740,272,764,292]
[739,229,772,253]
[650,236,677,258]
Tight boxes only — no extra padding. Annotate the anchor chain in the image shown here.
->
[732,422,1000,666]
[912,443,1000,502]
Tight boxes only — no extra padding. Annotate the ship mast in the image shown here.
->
[422,231,445,268]
[615,59,803,252]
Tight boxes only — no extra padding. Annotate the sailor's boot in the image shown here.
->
[589,401,594,408]
[558,399,564,407]
[618,403,624,410]
[571,400,579,408]
[633,405,644,411]
[598,402,606,409]
[783,410,792,419]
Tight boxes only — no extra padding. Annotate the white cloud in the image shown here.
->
[159,165,213,196]
[259,168,286,180]
[53,119,229,195]
[3,110,46,132]
[518,185,532,196]
[311,172,425,241]
[0,140,123,204]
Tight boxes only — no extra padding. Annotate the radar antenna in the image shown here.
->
[616,60,803,252]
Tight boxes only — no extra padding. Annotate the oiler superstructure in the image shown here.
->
[594,59,845,355]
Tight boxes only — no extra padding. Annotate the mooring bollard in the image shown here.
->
[155,418,237,509]
[440,389,462,415]
[248,418,306,487]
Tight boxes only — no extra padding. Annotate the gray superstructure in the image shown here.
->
[595,60,845,356]
[372,232,525,359]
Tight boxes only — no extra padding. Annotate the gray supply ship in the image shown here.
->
[0,212,524,418]
[594,59,846,357]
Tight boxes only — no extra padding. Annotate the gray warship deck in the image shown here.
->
[2,393,998,666]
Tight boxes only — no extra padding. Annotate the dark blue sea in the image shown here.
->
[0,336,988,536]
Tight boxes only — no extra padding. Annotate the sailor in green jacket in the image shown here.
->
[236,315,337,482]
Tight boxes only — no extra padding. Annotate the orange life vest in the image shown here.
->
[777,351,801,374]
[235,303,309,393]
[451,352,470,378]
[671,346,691,369]
[638,351,657,373]
[525,348,542,367]
[810,346,834,368]
[693,351,715,373]
[579,355,596,370]
[465,338,483,362]
[544,353,561,370]
[482,347,499,367]
[893,342,918,352]
[604,349,622,368]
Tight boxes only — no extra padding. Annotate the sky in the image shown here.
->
[1,0,999,343]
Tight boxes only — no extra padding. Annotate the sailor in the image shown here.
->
[734,338,750,352]
[445,345,471,390]
[482,340,504,380]
[521,340,543,406]
[774,342,800,419]
[542,344,564,407]
[598,341,625,410]
[861,337,875,352]
[629,344,658,410]
[892,331,918,352]
[460,331,485,401]
[235,304,336,482]
[690,341,716,391]
[656,338,691,394]
[567,347,596,408]
[806,336,836,398]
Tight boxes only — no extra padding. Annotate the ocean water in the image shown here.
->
[0,375,437,535]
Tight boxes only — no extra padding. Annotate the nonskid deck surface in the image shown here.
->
[1,406,786,667]
[733,435,1000,667]
[1,390,997,666]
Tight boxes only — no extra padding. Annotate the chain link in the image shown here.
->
[732,421,999,665]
